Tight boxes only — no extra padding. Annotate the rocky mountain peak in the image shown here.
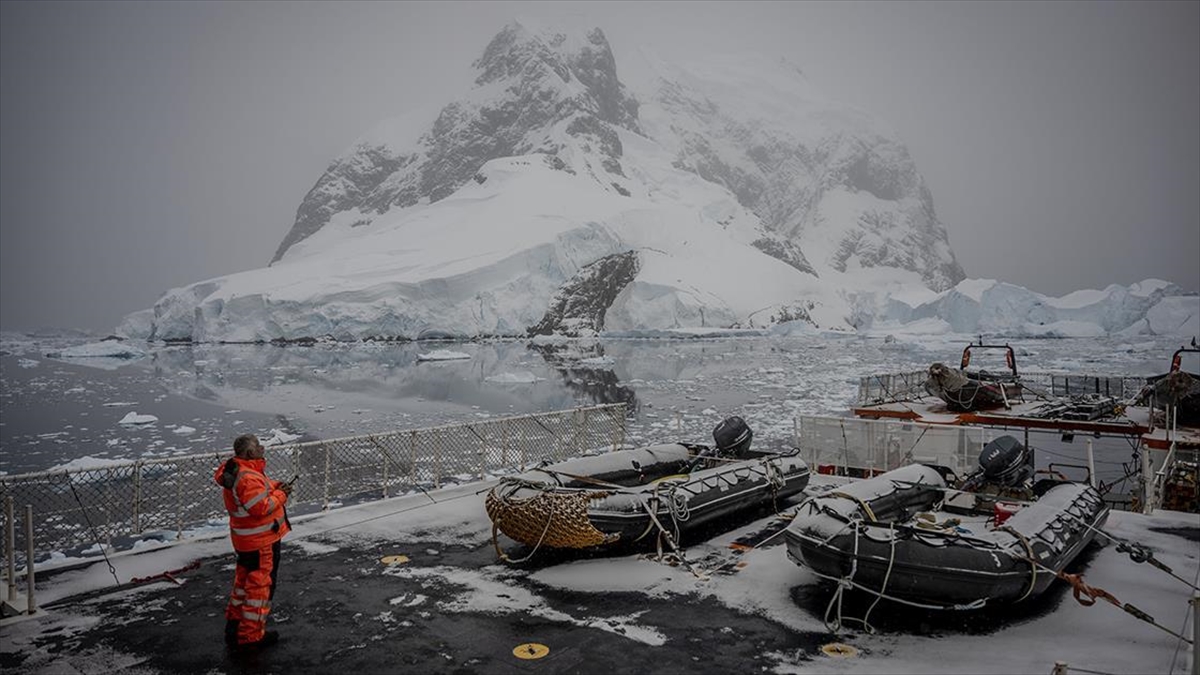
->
[141,22,990,343]
[271,21,638,264]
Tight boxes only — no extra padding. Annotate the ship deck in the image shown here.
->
[3,476,1197,675]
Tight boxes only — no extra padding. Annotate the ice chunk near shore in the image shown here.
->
[118,412,158,426]
[47,341,146,359]
[416,350,472,362]
[485,372,543,384]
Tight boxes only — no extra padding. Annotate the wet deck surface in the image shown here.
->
[3,481,1198,675]
[3,508,834,674]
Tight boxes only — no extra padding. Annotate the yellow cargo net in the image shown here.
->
[485,482,618,560]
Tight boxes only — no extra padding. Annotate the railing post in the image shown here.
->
[472,422,482,480]
[521,418,528,469]
[573,409,582,458]
[609,407,619,453]
[323,444,332,511]
[583,407,591,454]
[132,461,142,534]
[435,431,442,490]
[1141,445,1154,515]
[503,419,511,469]
[382,444,390,499]
[555,413,564,463]
[410,431,418,487]
[1190,594,1199,675]
[175,466,184,539]
[5,496,15,602]
[24,504,35,615]
[1086,439,1097,488]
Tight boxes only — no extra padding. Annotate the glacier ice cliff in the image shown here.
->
[120,21,1195,343]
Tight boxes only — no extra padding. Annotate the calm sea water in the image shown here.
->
[0,332,1187,487]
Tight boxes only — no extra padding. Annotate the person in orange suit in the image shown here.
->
[214,433,292,651]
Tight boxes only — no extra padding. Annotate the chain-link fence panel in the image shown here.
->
[856,370,930,405]
[2,404,626,570]
[795,414,986,478]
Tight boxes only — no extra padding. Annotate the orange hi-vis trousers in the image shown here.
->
[225,540,282,645]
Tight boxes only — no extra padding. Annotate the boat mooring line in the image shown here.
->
[65,473,121,588]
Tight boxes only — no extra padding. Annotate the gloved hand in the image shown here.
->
[279,482,293,497]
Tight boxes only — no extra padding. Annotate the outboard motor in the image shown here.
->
[962,435,1032,491]
[713,416,753,458]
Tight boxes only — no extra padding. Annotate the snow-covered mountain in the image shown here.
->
[120,21,1195,343]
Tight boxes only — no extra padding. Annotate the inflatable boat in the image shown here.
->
[486,418,810,551]
[784,436,1109,608]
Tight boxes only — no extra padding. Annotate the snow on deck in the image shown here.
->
[2,477,1196,674]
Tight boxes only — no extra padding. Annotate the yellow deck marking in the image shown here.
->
[379,555,410,565]
[513,643,550,660]
[821,643,858,658]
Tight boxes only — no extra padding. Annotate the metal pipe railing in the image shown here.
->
[5,496,15,603]
[24,504,35,614]
[1191,594,1199,675]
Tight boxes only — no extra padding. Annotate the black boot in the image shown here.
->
[235,630,280,652]
[224,619,239,647]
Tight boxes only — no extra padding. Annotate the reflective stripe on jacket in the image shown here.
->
[213,456,291,551]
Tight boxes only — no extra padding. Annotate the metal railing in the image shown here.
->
[1,404,627,567]
[857,370,1150,406]
[794,414,987,478]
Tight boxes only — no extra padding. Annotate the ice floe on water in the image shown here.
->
[46,455,134,473]
[262,428,303,446]
[484,371,542,384]
[117,412,157,426]
[46,341,146,359]
[416,349,472,362]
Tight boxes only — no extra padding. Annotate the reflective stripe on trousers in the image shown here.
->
[224,539,282,645]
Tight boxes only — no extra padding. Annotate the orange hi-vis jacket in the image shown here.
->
[214,457,291,552]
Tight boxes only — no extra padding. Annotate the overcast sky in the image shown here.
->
[1,0,1197,333]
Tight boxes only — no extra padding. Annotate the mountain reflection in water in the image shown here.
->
[1,334,1185,479]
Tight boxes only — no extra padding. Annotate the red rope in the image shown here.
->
[129,560,201,586]
[1060,571,1121,608]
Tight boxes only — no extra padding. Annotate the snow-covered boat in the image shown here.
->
[486,418,810,551]
[784,436,1109,607]
[925,342,1024,411]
